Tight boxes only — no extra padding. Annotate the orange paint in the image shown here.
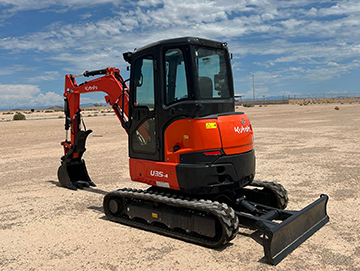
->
[164,119,222,163]
[129,158,180,190]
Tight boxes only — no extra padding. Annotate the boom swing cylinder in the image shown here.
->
[57,37,329,265]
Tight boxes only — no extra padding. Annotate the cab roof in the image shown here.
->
[123,37,227,63]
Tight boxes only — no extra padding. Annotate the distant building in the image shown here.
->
[234,94,243,101]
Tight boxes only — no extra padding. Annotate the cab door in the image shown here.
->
[128,53,160,161]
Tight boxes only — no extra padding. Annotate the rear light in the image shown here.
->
[204,150,222,156]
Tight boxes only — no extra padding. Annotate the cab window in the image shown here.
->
[195,47,231,99]
[133,56,155,110]
[165,48,189,105]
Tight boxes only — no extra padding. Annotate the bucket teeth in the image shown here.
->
[71,180,94,190]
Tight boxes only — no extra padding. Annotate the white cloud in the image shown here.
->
[0,0,124,13]
[280,19,308,30]
[27,71,60,82]
[0,65,33,75]
[50,50,127,73]
[0,84,63,108]
[80,13,92,20]
[2,1,360,57]
[318,0,360,16]
[1,0,360,101]
[305,59,360,81]
[33,91,64,106]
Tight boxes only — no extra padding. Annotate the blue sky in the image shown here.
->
[0,0,360,109]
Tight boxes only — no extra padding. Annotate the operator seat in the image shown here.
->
[199,76,213,98]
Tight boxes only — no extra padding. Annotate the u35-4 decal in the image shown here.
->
[150,170,169,178]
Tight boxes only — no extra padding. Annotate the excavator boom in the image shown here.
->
[58,67,129,190]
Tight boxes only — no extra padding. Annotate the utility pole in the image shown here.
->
[252,73,255,101]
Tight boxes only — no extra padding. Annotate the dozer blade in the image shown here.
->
[256,194,329,265]
[57,160,96,190]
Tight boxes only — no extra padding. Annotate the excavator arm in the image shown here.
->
[58,67,130,190]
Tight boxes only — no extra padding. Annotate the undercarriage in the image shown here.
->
[103,181,329,265]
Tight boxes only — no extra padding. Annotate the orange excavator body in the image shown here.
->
[57,37,328,265]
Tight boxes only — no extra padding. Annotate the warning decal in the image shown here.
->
[206,123,217,129]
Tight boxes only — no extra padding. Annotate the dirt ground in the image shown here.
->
[0,103,359,270]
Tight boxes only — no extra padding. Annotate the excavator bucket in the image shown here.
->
[57,160,96,190]
[256,194,329,265]
[57,130,96,190]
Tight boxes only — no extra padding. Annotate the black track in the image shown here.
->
[103,188,239,248]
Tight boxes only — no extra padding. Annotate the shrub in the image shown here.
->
[13,112,26,120]
[243,104,254,108]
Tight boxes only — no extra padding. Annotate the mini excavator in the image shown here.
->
[57,37,329,265]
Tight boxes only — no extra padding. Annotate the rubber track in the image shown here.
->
[103,188,239,248]
[250,179,289,209]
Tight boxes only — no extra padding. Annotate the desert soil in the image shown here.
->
[0,103,359,270]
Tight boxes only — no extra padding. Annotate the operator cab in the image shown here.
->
[124,37,235,162]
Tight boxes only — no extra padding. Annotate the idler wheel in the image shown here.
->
[108,198,125,216]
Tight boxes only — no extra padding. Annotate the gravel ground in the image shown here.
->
[0,103,359,270]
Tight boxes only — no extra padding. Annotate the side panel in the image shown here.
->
[129,158,180,190]
[164,118,222,163]
[217,114,253,155]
